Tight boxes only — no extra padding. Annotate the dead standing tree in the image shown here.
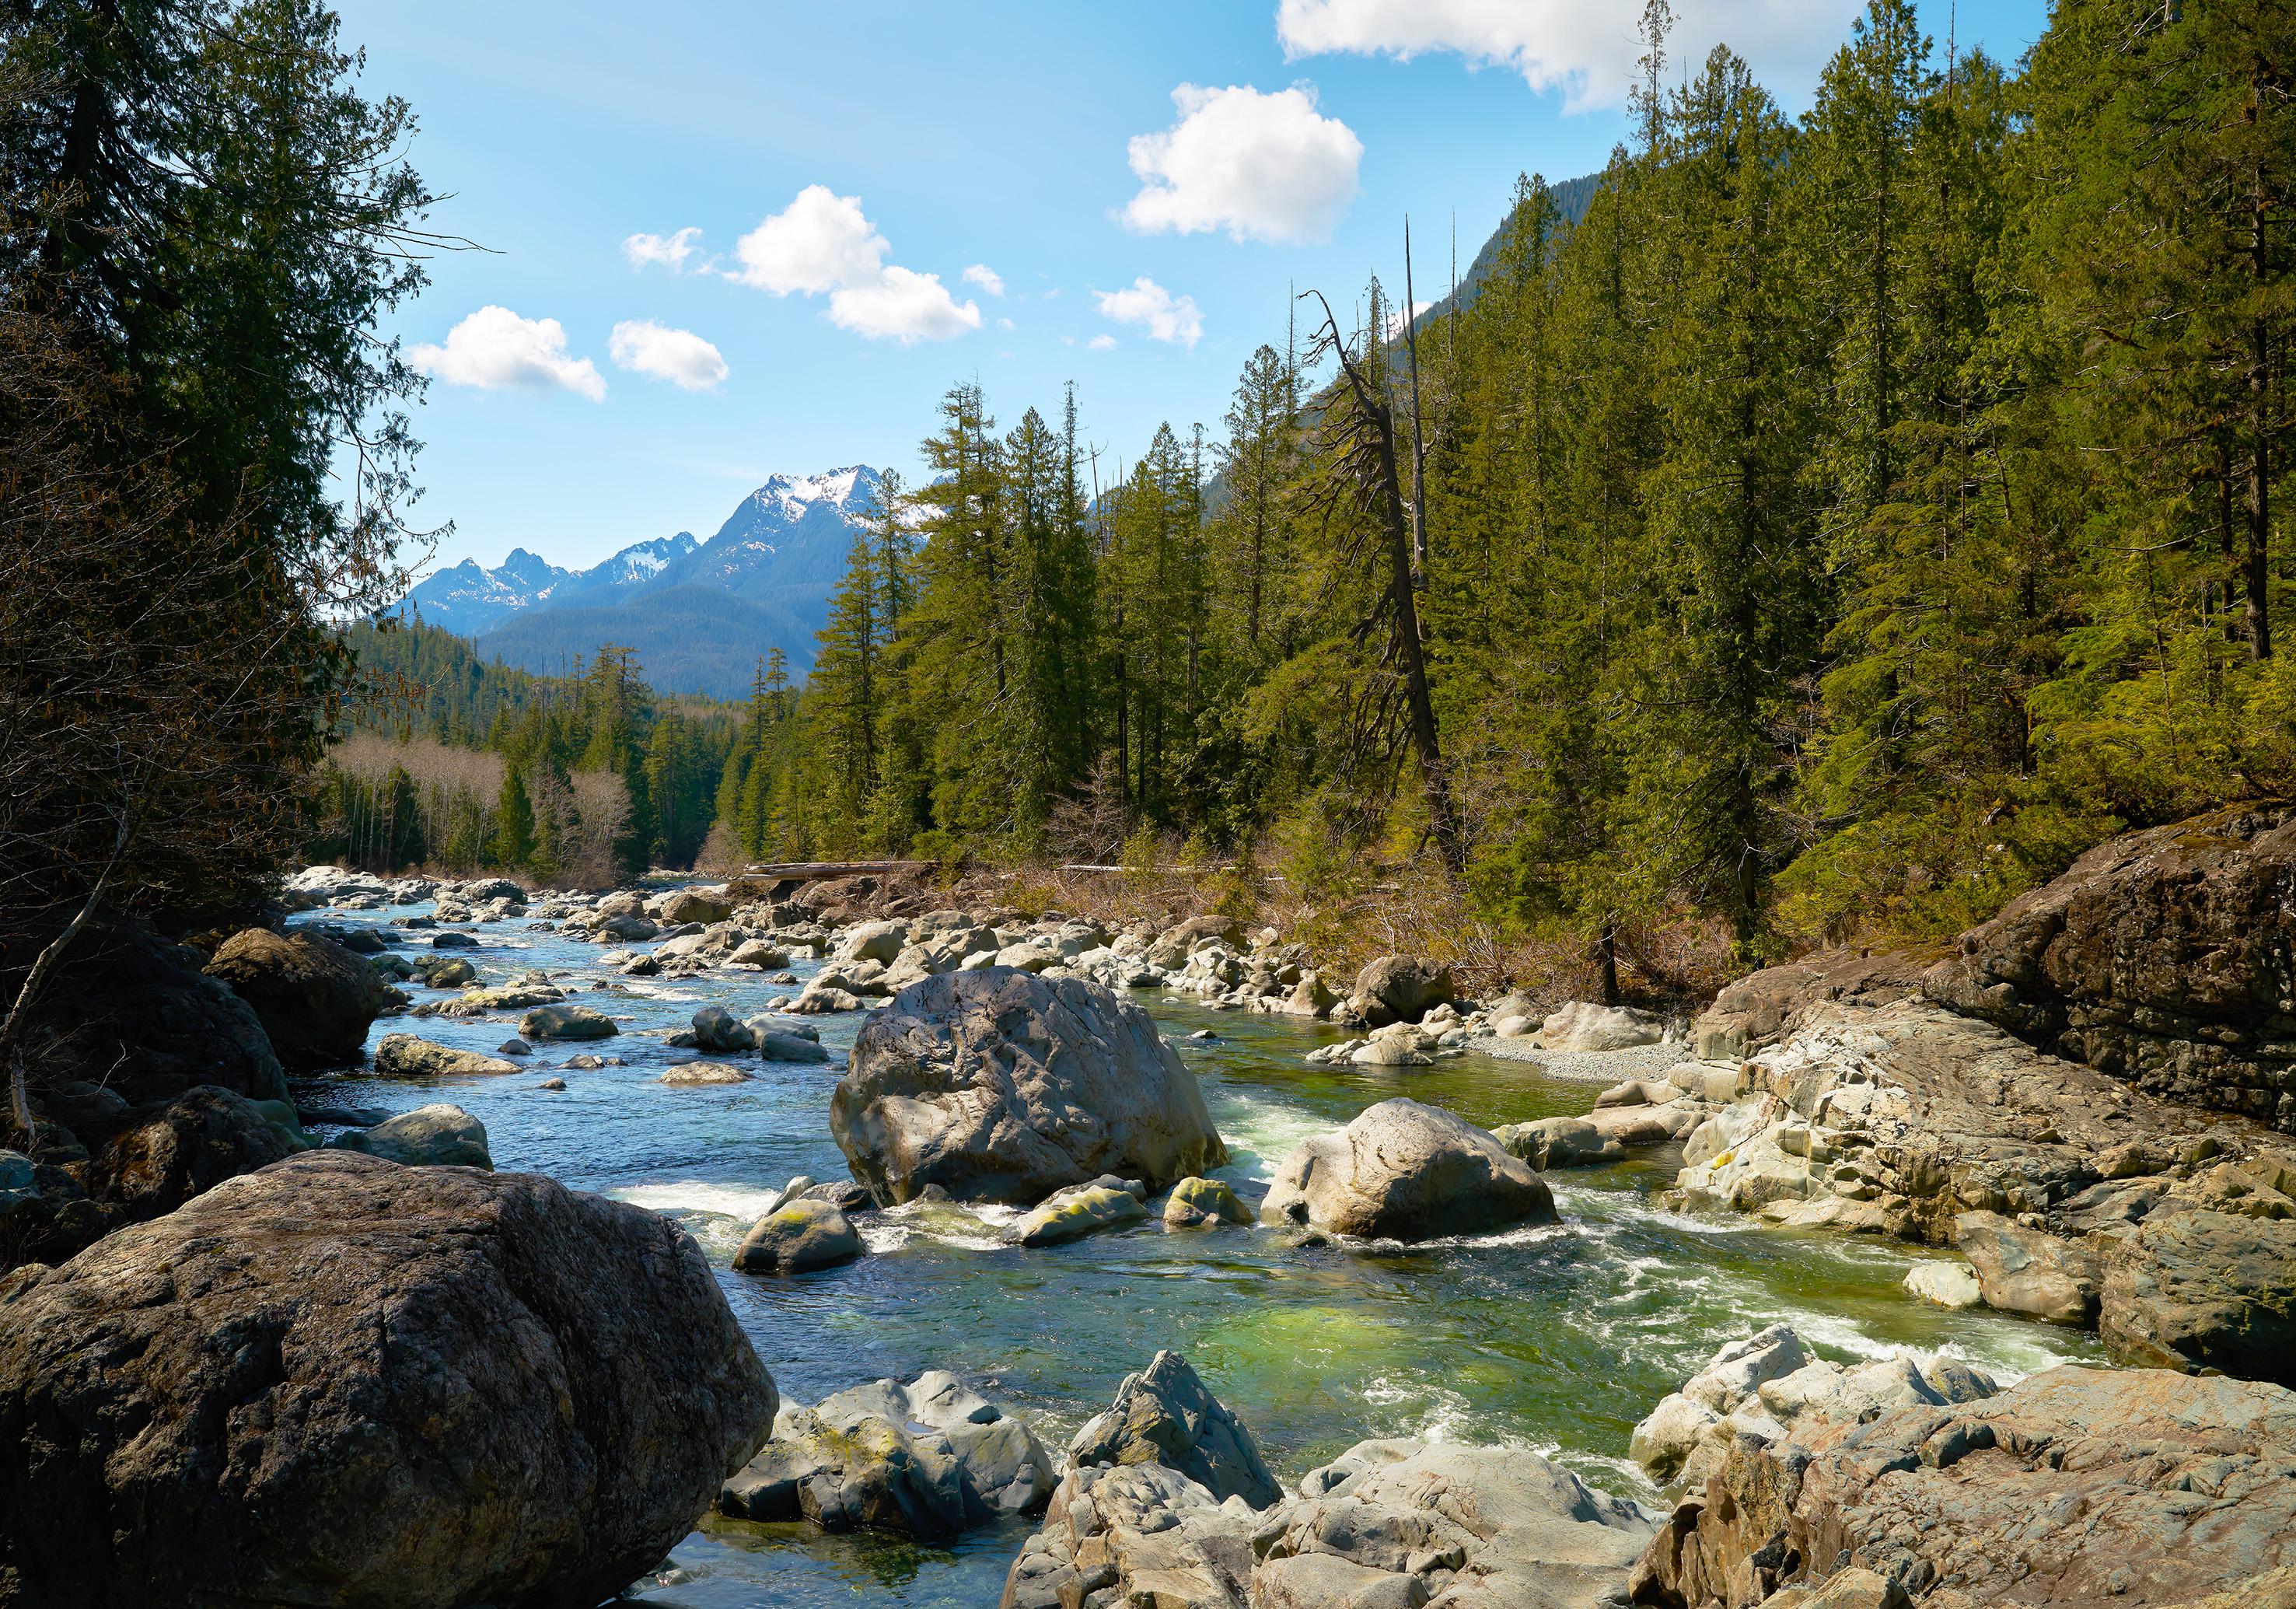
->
[1298,288,1466,879]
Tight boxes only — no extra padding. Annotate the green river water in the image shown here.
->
[295,900,2104,1608]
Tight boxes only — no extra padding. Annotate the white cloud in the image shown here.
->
[727,186,979,343]
[1095,277,1203,348]
[623,226,701,272]
[1124,82,1362,246]
[998,317,1016,331]
[609,320,728,390]
[1088,334,1118,352]
[732,185,887,296]
[963,263,1005,296]
[1382,299,1435,339]
[411,306,605,401]
[1275,0,1856,113]
[828,266,983,344]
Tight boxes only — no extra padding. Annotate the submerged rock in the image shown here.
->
[660,1061,750,1086]
[1012,1181,1146,1246]
[720,1371,1053,1540]
[372,1034,520,1079]
[833,969,1227,1206]
[0,1151,774,1609]
[1262,1097,1557,1240]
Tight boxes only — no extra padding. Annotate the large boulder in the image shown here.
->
[1629,1366,2296,1607]
[0,1150,774,1609]
[657,888,732,925]
[1262,1097,1557,1240]
[326,1104,491,1169]
[1922,804,2296,1132]
[27,921,287,1109]
[831,970,1227,1206]
[1953,1209,2101,1325]
[204,927,401,1069]
[1349,953,1454,1024]
[1067,1350,1282,1509]
[720,1372,1054,1539]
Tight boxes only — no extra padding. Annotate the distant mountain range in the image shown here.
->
[400,467,882,701]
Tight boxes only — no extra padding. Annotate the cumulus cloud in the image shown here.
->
[1123,82,1362,246]
[1382,299,1435,339]
[609,320,728,390]
[728,185,979,342]
[1275,0,1856,112]
[1095,278,1203,348]
[624,226,702,272]
[411,306,605,401]
[829,266,984,344]
[732,185,887,295]
[963,263,1005,296]
[1088,334,1118,352]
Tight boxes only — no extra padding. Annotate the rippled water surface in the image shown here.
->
[295,899,2104,1609]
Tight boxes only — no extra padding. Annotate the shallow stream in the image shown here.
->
[292,899,2103,1609]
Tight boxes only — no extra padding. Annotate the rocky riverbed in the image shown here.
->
[246,866,2154,1607]
[10,834,2292,1609]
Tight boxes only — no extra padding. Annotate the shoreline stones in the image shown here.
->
[832,969,1227,1206]
[0,1151,774,1609]
[1263,1097,1557,1240]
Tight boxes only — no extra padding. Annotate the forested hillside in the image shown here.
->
[732,0,2296,969]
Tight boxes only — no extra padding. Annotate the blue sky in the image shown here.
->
[334,0,2052,575]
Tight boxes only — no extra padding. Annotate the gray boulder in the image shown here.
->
[1954,1210,2100,1325]
[2101,1208,2296,1382]
[733,1198,863,1274]
[1068,1350,1281,1509]
[0,1151,773,1609]
[1263,1097,1557,1240]
[720,1372,1053,1539]
[691,1005,754,1053]
[831,970,1227,1206]
[518,1002,618,1041]
[327,1104,492,1169]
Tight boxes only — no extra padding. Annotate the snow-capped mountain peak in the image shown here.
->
[746,464,879,523]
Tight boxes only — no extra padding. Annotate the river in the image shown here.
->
[291,896,2102,1608]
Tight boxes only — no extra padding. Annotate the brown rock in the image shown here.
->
[205,927,402,1069]
[1952,1210,2100,1325]
[1922,804,2296,1132]
[0,1150,775,1609]
[1694,948,1932,1062]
